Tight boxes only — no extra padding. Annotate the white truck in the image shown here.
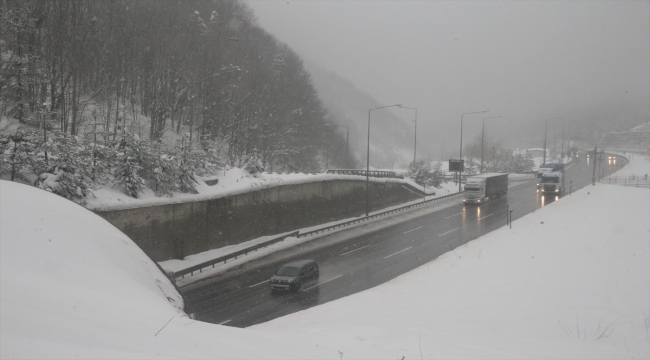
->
[537,171,565,194]
[463,173,508,205]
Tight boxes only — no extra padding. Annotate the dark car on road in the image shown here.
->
[270,259,319,291]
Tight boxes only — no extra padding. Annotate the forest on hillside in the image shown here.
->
[0,0,353,201]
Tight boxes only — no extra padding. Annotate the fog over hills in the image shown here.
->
[304,59,429,168]
[247,1,649,157]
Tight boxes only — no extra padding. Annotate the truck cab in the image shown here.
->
[463,173,508,205]
[538,172,564,194]
[463,178,487,204]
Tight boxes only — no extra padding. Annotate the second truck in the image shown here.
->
[463,173,509,205]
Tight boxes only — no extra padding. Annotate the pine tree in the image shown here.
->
[113,134,146,198]
[36,133,93,203]
[1,129,38,182]
[244,152,265,175]
[148,140,175,197]
[174,142,198,194]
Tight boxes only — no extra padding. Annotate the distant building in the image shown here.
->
[515,148,548,158]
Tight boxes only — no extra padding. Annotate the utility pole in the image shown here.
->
[597,148,603,182]
[592,146,597,185]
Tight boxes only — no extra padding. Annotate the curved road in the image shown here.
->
[181,154,625,327]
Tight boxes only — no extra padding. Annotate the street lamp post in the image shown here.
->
[366,104,402,216]
[480,116,502,173]
[324,124,349,166]
[543,117,562,164]
[398,106,418,163]
[459,110,489,191]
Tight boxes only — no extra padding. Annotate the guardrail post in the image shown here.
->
[509,210,514,229]
[569,181,572,196]
[506,204,509,226]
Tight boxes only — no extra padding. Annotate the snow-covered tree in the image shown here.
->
[36,133,93,203]
[1,129,38,182]
[148,141,175,197]
[113,135,146,198]
[244,152,265,175]
[407,160,445,188]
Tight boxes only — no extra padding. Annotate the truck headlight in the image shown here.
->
[555,189,559,192]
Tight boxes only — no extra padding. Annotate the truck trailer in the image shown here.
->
[463,173,508,205]
[537,163,565,178]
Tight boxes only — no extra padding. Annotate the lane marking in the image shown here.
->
[438,227,459,236]
[384,247,412,259]
[301,275,342,292]
[509,202,521,207]
[445,212,461,219]
[403,226,423,234]
[340,245,370,256]
[480,213,494,220]
[218,319,232,325]
[249,279,269,288]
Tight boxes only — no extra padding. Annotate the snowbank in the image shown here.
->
[0,181,336,359]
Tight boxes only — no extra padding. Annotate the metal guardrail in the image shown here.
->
[169,191,463,280]
[297,191,463,238]
[172,231,299,279]
[325,169,404,179]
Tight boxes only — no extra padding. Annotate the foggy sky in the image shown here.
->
[245,0,649,154]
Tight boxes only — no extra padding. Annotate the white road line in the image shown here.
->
[438,227,459,236]
[403,226,423,234]
[480,213,494,220]
[384,247,412,259]
[218,319,232,325]
[249,279,269,288]
[509,202,521,207]
[340,245,370,256]
[445,212,462,219]
[301,275,342,292]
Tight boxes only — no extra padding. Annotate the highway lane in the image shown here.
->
[181,154,625,327]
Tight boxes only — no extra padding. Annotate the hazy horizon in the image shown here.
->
[246,0,649,157]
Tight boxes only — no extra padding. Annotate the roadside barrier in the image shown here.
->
[297,192,462,237]
[172,231,299,279]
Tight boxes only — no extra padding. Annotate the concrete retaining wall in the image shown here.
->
[95,179,421,262]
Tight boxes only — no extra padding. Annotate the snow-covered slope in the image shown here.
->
[0,181,335,359]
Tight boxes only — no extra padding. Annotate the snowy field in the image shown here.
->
[1,155,648,359]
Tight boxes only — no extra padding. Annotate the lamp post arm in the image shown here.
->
[398,106,418,163]
[542,117,562,165]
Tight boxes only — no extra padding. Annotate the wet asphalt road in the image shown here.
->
[180,154,625,328]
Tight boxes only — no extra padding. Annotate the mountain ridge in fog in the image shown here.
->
[304,59,432,168]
